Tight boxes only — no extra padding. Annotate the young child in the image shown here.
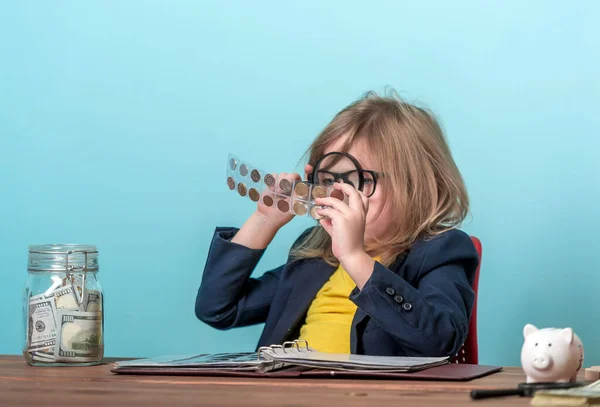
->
[195,91,479,357]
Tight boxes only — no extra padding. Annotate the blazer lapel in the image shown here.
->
[265,259,335,346]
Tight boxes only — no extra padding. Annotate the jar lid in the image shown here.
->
[28,244,99,273]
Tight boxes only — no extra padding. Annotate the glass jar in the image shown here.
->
[23,244,104,366]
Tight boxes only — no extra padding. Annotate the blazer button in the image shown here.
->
[394,295,404,304]
[385,287,395,296]
[402,302,413,312]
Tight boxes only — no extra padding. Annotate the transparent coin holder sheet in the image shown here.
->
[226,153,347,219]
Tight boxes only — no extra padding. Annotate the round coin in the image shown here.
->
[293,202,308,216]
[227,177,236,190]
[250,169,261,183]
[312,185,327,199]
[249,188,260,202]
[277,199,290,213]
[279,179,293,195]
[294,182,309,198]
[237,183,247,197]
[263,195,274,207]
[239,164,248,177]
[330,189,345,201]
[310,206,323,220]
[264,174,276,188]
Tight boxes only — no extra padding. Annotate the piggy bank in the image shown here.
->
[520,324,584,383]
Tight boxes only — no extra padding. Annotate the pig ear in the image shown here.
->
[559,328,574,344]
[524,324,539,339]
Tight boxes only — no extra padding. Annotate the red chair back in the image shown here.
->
[451,236,482,364]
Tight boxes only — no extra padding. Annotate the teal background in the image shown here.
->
[1,1,599,366]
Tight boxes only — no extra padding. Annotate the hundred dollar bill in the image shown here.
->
[55,310,103,362]
[30,286,79,310]
[27,297,58,352]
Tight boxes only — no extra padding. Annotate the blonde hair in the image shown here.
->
[291,90,469,267]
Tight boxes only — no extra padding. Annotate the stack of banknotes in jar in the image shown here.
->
[25,273,103,364]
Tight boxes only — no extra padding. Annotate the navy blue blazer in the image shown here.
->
[195,226,479,357]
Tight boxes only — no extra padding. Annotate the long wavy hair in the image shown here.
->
[290,90,469,267]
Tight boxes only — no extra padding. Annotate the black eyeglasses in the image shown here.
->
[314,169,380,197]
[307,152,381,198]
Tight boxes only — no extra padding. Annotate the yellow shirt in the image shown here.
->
[297,263,358,354]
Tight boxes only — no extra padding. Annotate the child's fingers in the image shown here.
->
[333,182,364,212]
[316,207,342,222]
[304,164,313,179]
[315,196,351,216]
[319,217,333,235]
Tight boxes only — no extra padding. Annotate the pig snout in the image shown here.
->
[531,353,552,370]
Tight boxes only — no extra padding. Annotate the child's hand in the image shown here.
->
[314,182,369,263]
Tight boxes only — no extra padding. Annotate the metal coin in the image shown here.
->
[249,188,260,202]
[279,179,292,195]
[239,164,248,176]
[227,177,236,190]
[277,199,290,213]
[330,189,345,201]
[229,158,237,170]
[237,183,247,197]
[294,182,309,198]
[312,185,327,199]
[264,174,276,188]
[263,195,274,207]
[250,169,261,183]
[310,206,323,220]
[293,202,307,216]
